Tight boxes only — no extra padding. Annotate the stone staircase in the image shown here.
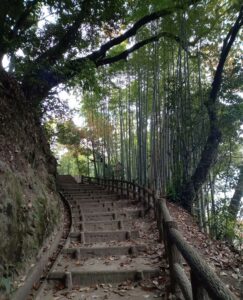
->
[35,175,165,299]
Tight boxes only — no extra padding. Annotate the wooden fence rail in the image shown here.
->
[78,175,237,300]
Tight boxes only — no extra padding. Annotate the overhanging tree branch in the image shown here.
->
[22,30,194,103]
[33,1,192,68]
[22,0,199,103]
[96,35,161,66]
[80,0,198,63]
[95,31,202,66]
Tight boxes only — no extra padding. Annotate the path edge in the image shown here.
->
[12,192,70,300]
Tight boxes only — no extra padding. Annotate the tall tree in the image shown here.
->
[179,6,243,212]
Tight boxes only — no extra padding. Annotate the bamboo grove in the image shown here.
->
[54,4,243,245]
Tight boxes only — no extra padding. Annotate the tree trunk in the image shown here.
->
[91,140,98,177]
[180,119,221,212]
[228,165,243,220]
[179,7,243,212]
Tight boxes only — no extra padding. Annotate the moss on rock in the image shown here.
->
[0,168,60,296]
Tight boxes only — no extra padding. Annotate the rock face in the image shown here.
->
[0,72,60,297]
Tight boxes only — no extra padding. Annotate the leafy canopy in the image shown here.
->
[0,0,206,106]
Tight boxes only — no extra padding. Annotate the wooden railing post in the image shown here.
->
[191,271,209,300]
[165,221,183,299]
[161,200,171,254]
[155,198,162,241]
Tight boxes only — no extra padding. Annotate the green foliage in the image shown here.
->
[0,274,12,295]
[107,43,127,59]
[53,119,92,176]
[70,60,99,92]
[57,152,89,176]
[1,0,127,69]
[44,119,57,144]
[56,120,83,146]
[211,201,243,248]
[166,182,179,202]
[127,0,182,21]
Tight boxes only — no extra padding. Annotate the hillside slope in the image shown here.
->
[168,201,242,298]
[0,72,61,297]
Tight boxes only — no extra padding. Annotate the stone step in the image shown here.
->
[73,220,133,231]
[63,192,109,196]
[69,198,131,205]
[62,245,147,259]
[69,200,121,204]
[72,206,111,212]
[70,204,139,214]
[62,190,108,194]
[69,197,121,202]
[63,191,107,195]
[73,210,144,222]
[68,198,128,204]
[74,200,138,208]
[62,187,107,191]
[68,200,119,206]
[69,230,139,243]
[64,193,117,198]
[72,206,125,214]
[60,183,100,186]
[62,183,101,186]
[48,269,160,287]
[71,206,141,215]
[37,283,162,300]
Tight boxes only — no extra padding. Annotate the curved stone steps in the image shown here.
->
[35,176,166,299]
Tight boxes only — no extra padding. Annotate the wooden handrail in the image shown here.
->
[78,175,237,300]
[170,228,236,300]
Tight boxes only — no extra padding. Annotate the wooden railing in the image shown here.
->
[78,175,237,300]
